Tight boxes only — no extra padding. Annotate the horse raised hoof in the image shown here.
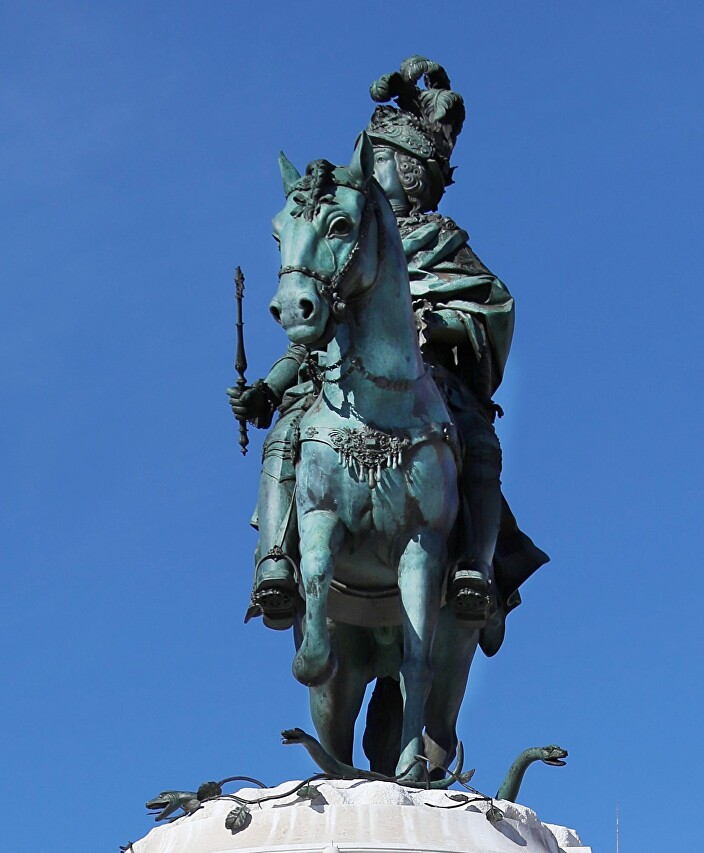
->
[292,647,338,687]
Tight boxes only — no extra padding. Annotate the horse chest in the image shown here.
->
[296,438,456,539]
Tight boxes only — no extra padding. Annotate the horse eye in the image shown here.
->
[328,218,351,238]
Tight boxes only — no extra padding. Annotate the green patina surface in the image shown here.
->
[496,745,568,802]
[227,56,549,787]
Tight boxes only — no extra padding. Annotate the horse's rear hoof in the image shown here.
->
[292,650,338,687]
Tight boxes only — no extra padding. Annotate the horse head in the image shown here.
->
[270,133,381,347]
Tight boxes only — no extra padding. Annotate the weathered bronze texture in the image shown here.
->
[227,56,549,785]
[233,267,249,455]
[495,746,568,803]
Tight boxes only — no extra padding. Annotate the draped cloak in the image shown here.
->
[400,214,549,640]
[401,214,514,396]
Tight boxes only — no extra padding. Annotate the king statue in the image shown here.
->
[229,57,547,660]
[227,61,550,780]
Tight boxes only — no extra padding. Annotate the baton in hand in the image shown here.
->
[234,266,249,455]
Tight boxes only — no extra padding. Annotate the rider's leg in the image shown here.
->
[448,403,502,625]
[249,411,300,630]
[464,420,502,567]
[253,469,296,568]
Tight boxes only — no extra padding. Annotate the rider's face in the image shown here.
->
[373,147,409,213]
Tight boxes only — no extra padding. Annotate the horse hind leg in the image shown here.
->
[292,510,343,687]
[363,676,402,776]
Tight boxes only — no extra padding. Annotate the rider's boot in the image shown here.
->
[249,549,298,631]
[447,470,502,628]
[447,557,491,627]
[245,470,299,631]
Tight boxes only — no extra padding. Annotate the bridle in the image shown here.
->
[277,184,379,318]
[278,177,426,394]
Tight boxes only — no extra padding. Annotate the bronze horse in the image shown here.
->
[270,135,481,781]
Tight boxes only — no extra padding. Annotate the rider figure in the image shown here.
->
[229,57,543,643]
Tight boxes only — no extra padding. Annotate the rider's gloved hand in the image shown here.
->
[226,380,277,429]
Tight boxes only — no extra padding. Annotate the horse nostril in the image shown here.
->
[300,299,315,319]
[269,303,282,324]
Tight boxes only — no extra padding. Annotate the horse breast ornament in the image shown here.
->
[298,422,459,489]
[227,55,549,784]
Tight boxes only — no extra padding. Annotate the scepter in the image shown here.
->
[233,266,249,455]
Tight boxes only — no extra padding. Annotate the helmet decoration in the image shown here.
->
[367,56,466,211]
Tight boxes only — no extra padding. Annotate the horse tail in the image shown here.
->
[362,676,403,776]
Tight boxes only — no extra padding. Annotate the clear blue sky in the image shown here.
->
[2,2,703,850]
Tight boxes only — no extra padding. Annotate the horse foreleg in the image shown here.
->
[309,622,373,765]
[396,530,446,781]
[292,509,343,687]
[424,606,479,777]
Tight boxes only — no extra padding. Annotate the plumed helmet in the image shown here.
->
[367,55,466,198]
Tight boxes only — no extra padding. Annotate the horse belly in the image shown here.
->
[328,536,402,628]
[334,532,398,588]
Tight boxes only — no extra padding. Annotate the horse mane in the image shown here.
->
[290,159,337,221]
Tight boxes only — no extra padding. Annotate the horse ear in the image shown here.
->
[348,132,375,186]
[279,152,301,196]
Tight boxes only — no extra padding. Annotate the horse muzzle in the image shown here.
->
[270,273,331,345]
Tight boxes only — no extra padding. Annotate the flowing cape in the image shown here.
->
[402,216,549,653]
[401,217,515,395]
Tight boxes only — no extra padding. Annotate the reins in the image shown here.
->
[307,350,427,392]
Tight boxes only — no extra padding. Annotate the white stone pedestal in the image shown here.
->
[132,779,591,853]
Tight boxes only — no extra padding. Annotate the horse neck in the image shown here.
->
[322,188,427,421]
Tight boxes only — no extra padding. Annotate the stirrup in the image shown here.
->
[250,548,299,631]
[447,559,491,628]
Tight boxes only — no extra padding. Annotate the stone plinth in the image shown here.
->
[132,779,590,853]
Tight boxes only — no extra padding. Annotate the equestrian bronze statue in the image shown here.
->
[228,57,548,781]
